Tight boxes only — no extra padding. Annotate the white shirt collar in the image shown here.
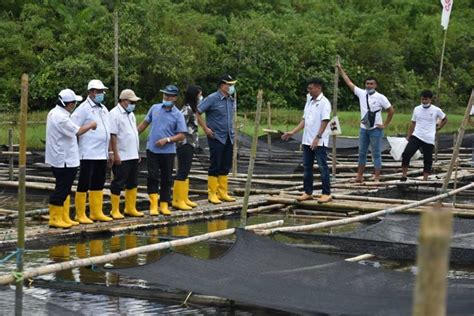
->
[310,93,324,102]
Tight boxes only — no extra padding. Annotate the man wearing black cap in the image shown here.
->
[138,85,187,215]
[197,74,237,204]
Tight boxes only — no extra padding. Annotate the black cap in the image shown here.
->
[159,85,179,95]
[219,74,237,85]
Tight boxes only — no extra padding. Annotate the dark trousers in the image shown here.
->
[208,136,233,176]
[77,160,107,192]
[176,144,194,180]
[402,135,434,173]
[146,150,174,202]
[50,167,78,206]
[303,145,331,195]
[110,159,139,195]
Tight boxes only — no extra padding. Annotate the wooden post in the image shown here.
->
[331,55,340,179]
[412,207,452,316]
[441,89,474,192]
[15,73,28,315]
[113,9,119,106]
[240,90,263,228]
[267,102,272,159]
[8,128,14,181]
[232,91,238,177]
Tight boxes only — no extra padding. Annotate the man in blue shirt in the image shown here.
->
[197,74,237,204]
[138,85,186,215]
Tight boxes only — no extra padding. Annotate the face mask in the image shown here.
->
[366,88,375,95]
[94,93,104,104]
[228,85,236,95]
[162,100,173,107]
[198,95,203,102]
[126,103,135,113]
[422,103,431,108]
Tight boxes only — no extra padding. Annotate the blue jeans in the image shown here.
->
[358,128,383,170]
[303,145,331,195]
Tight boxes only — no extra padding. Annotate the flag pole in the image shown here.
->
[434,28,448,163]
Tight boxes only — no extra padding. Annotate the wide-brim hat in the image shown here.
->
[119,89,141,102]
[219,74,237,85]
[59,88,83,103]
[159,85,179,95]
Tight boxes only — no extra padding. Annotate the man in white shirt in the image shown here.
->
[282,78,332,203]
[109,89,144,218]
[401,90,447,181]
[469,104,474,166]
[45,89,96,228]
[71,79,113,223]
[337,62,395,183]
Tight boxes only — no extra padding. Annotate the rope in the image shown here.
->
[0,248,23,266]
[11,271,23,283]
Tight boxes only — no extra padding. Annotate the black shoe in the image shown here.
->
[400,176,407,182]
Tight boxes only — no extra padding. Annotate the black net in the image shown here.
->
[109,229,474,315]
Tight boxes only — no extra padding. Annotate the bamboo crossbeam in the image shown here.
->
[0,220,284,285]
[260,183,474,235]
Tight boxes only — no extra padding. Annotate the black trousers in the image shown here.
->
[402,135,434,173]
[146,150,174,202]
[50,167,78,206]
[207,136,233,176]
[110,159,139,195]
[176,144,194,180]
[77,160,107,192]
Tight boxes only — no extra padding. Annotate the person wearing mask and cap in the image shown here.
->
[172,85,202,210]
[45,89,97,228]
[196,74,237,204]
[337,61,395,183]
[138,85,186,215]
[71,79,113,223]
[109,89,144,219]
[400,90,447,181]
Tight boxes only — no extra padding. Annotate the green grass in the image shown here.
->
[0,110,472,149]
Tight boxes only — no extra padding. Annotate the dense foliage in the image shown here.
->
[0,0,473,112]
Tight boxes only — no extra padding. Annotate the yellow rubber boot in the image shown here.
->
[48,204,72,229]
[172,180,192,210]
[74,191,93,224]
[125,188,144,217]
[62,195,79,226]
[184,178,197,207]
[149,193,159,216]
[217,175,236,202]
[89,190,113,222]
[110,194,124,219]
[208,176,222,204]
[159,201,171,215]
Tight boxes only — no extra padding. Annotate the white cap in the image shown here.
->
[59,89,83,103]
[87,79,108,91]
[119,89,141,102]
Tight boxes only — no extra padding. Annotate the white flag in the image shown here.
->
[440,0,454,30]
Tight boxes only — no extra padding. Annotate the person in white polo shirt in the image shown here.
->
[71,79,113,223]
[401,90,447,181]
[470,105,474,166]
[109,89,144,218]
[45,89,97,228]
[337,61,395,183]
[282,78,332,203]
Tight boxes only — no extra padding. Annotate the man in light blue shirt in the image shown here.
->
[138,85,186,215]
[197,74,237,204]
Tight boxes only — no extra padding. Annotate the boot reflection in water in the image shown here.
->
[49,245,74,281]
[172,225,189,237]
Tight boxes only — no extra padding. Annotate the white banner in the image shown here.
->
[440,0,454,30]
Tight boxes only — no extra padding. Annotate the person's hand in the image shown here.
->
[376,124,385,129]
[310,138,319,150]
[107,153,114,168]
[204,127,214,138]
[281,131,293,141]
[155,138,168,147]
[113,153,121,166]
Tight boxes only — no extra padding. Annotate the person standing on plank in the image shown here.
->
[281,78,332,203]
[172,85,202,210]
[196,74,237,204]
[138,85,186,215]
[401,90,447,181]
[337,61,395,183]
[45,89,96,228]
[72,79,113,223]
[109,89,144,218]
[468,103,474,166]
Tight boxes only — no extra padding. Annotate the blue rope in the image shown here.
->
[15,248,24,266]
[0,248,21,266]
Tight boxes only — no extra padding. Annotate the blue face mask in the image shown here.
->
[162,100,173,107]
[94,93,104,104]
[366,88,375,95]
[228,85,236,95]
[126,103,135,113]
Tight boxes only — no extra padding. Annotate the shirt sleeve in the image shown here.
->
[71,105,85,126]
[354,86,365,98]
[144,106,153,123]
[380,95,391,109]
[437,108,446,120]
[197,95,212,113]
[470,106,474,116]
[176,112,188,133]
[59,116,80,138]
[322,100,331,121]
[411,109,416,122]
[109,111,119,135]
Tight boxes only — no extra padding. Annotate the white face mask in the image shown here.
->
[422,103,431,108]
[198,95,203,102]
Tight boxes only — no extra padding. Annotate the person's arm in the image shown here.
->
[407,121,416,139]
[336,61,355,92]
[76,121,97,136]
[310,119,330,150]
[281,119,305,141]
[196,112,214,138]
[137,120,149,134]
[110,134,121,165]
[437,116,448,130]
[155,133,185,147]
[377,106,395,129]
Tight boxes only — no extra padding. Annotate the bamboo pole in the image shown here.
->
[441,89,474,192]
[232,91,238,177]
[8,129,13,181]
[267,101,272,159]
[0,220,283,285]
[331,55,340,179]
[260,182,474,235]
[113,9,119,106]
[434,28,448,162]
[412,207,452,316]
[15,73,28,315]
[240,90,263,227]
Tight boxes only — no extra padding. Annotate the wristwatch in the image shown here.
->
[316,134,322,139]
[166,137,171,143]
